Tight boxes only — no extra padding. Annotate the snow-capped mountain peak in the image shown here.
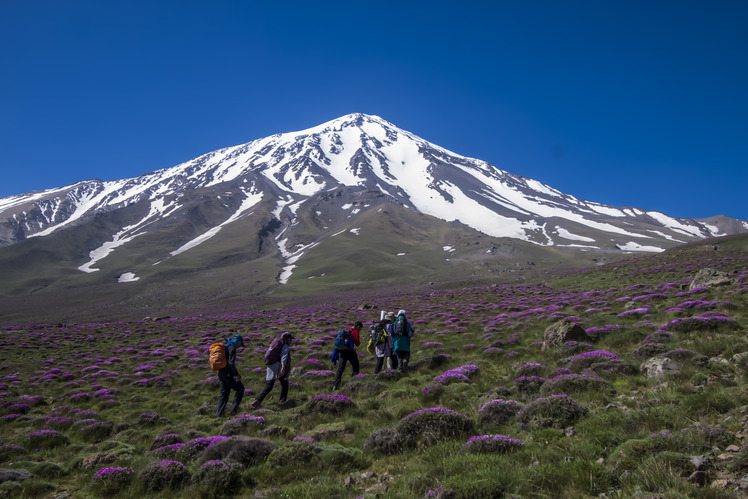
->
[0,113,746,287]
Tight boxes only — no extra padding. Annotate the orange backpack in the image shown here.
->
[209,343,228,371]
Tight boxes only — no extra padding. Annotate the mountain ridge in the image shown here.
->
[0,113,746,312]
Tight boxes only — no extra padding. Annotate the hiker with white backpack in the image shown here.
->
[368,311,397,374]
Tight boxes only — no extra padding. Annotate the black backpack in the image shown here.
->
[394,317,409,336]
[334,328,352,351]
[370,322,387,345]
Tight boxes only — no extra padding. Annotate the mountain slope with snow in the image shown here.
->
[0,113,746,298]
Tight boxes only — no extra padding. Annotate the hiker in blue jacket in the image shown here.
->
[332,322,362,390]
[251,332,294,408]
[216,334,246,417]
[390,310,415,371]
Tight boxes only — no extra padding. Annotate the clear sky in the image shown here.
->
[1,1,746,221]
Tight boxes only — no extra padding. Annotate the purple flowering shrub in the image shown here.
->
[192,460,244,494]
[565,350,619,370]
[375,368,403,381]
[197,436,275,466]
[515,362,545,377]
[79,421,114,442]
[478,399,522,427]
[23,429,69,450]
[539,374,613,396]
[138,459,190,491]
[463,434,524,454]
[513,376,546,395]
[268,435,321,465]
[177,436,229,461]
[0,442,25,461]
[339,381,387,397]
[220,414,266,436]
[150,433,181,451]
[396,407,475,447]
[91,466,134,494]
[658,314,739,333]
[303,394,356,415]
[517,394,587,430]
[363,427,403,455]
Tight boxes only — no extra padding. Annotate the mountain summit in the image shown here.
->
[0,113,746,311]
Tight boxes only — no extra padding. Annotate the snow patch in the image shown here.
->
[555,227,596,243]
[618,242,665,253]
[118,272,139,282]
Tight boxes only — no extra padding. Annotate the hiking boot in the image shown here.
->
[278,398,287,404]
[250,399,260,408]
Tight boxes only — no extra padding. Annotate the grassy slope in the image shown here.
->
[1,235,747,498]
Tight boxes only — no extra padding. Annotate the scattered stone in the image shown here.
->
[596,458,605,465]
[690,455,710,470]
[564,427,575,437]
[726,445,741,452]
[365,482,389,495]
[717,453,735,462]
[688,471,708,487]
[640,357,682,378]
[690,268,733,290]
[710,479,731,489]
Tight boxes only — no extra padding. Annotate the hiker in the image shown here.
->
[251,332,294,407]
[370,312,397,374]
[332,321,362,390]
[390,309,415,371]
[216,334,246,417]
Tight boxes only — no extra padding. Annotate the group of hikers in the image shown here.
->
[213,310,415,417]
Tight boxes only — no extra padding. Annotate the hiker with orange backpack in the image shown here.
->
[213,334,246,417]
[251,332,294,408]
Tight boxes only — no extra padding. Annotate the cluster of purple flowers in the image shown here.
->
[302,370,335,377]
[293,435,319,446]
[402,407,468,421]
[310,394,353,404]
[463,434,524,451]
[93,466,135,481]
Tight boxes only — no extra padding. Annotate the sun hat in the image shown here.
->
[397,310,406,316]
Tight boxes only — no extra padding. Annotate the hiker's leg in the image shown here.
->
[279,378,289,402]
[396,350,406,371]
[230,379,245,415]
[350,352,360,377]
[255,379,275,403]
[374,356,384,375]
[216,371,231,417]
[333,355,348,390]
[402,351,410,371]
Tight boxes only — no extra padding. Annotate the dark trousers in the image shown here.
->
[256,378,289,403]
[374,354,398,374]
[217,369,245,417]
[395,350,410,371]
[333,350,359,389]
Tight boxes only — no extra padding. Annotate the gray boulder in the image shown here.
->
[689,268,732,290]
[640,357,682,378]
[542,320,589,351]
[0,469,32,483]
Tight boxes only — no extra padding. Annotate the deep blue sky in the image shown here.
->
[2,1,746,221]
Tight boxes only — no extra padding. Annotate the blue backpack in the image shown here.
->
[334,328,352,351]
